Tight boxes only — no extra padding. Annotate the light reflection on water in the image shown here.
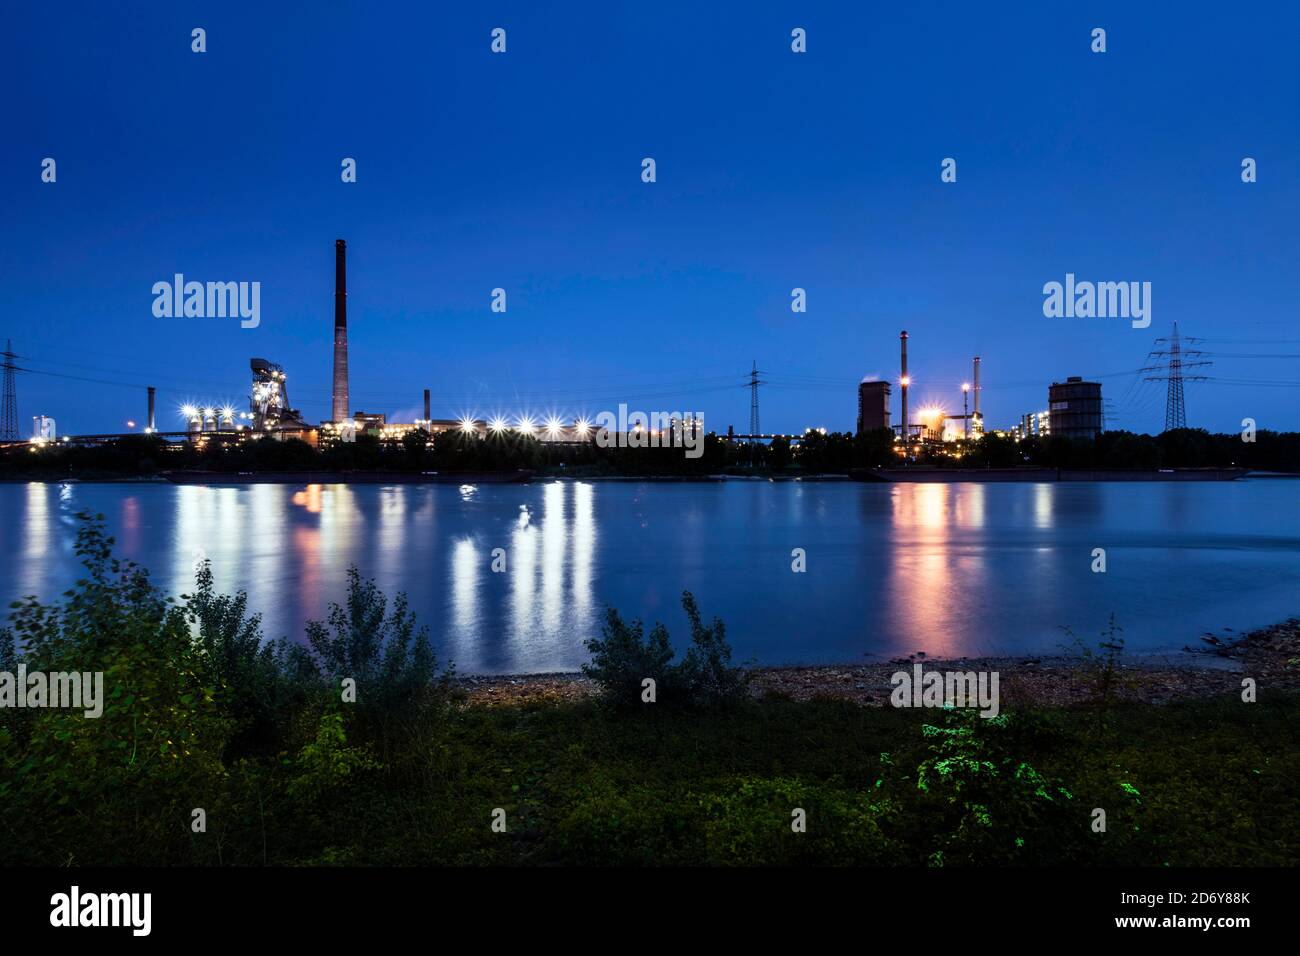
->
[2,479,1299,674]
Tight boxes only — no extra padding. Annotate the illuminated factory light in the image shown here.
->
[573,418,591,437]
[545,417,563,438]
[203,407,217,420]
[516,416,535,436]
[220,405,236,422]
[180,404,200,421]
[489,417,508,434]
[459,417,477,434]
[962,382,971,393]
[900,375,911,387]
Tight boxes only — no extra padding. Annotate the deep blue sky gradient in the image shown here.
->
[5,2,1299,435]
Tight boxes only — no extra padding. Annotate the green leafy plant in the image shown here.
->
[582,591,747,709]
[901,708,1082,865]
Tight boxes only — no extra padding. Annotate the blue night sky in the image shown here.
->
[5,2,1299,436]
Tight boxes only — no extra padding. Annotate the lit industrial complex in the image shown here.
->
[0,243,1125,456]
[852,329,1103,458]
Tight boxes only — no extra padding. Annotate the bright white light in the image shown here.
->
[180,404,199,421]
[516,416,535,436]
[459,417,477,434]
[574,418,591,437]
[489,417,508,434]
[203,407,217,420]
[545,417,562,438]
[900,375,911,387]
[220,405,236,422]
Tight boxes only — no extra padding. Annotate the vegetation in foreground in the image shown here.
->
[0,515,1296,867]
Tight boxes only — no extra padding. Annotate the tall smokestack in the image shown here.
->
[147,386,156,431]
[331,239,349,422]
[972,356,981,418]
[423,389,430,423]
[899,330,909,440]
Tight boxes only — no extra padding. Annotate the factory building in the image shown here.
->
[1011,410,1051,441]
[856,380,891,434]
[1048,377,1102,440]
[250,357,313,437]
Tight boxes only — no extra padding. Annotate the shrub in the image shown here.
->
[0,513,232,864]
[186,560,316,757]
[582,607,676,706]
[891,708,1087,865]
[676,592,748,707]
[582,591,747,709]
[304,567,449,753]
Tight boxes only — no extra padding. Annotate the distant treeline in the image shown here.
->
[2,426,1298,478]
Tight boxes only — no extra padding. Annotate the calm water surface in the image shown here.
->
[3,479,1298,673]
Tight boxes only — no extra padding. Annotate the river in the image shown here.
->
[2,479,1297,673]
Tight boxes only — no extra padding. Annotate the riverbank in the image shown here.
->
[456,617,1300,707]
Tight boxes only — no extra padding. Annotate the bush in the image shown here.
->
[582,591,747,709]
[676,593,747,707]
[305,567,449,753]
[0,513,233,864]
[888,709,1090,865]
[186,560,316,757]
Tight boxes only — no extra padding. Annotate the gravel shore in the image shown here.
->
[453,618,1300,708]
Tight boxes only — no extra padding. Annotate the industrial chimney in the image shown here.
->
[972,356,981,420]
[423,388,431,424]
[147,386,156,432]
[331,240,350,423]
[899,330,910,441]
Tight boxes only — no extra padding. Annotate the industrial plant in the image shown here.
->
[848,329,1105,459]
[2,242,1211,459]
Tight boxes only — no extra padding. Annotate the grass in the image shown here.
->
[242,690,1299,867]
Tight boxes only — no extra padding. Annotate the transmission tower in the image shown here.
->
[741,360,765,467]
[1141,322,1210,431]
[1,340,18,441]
